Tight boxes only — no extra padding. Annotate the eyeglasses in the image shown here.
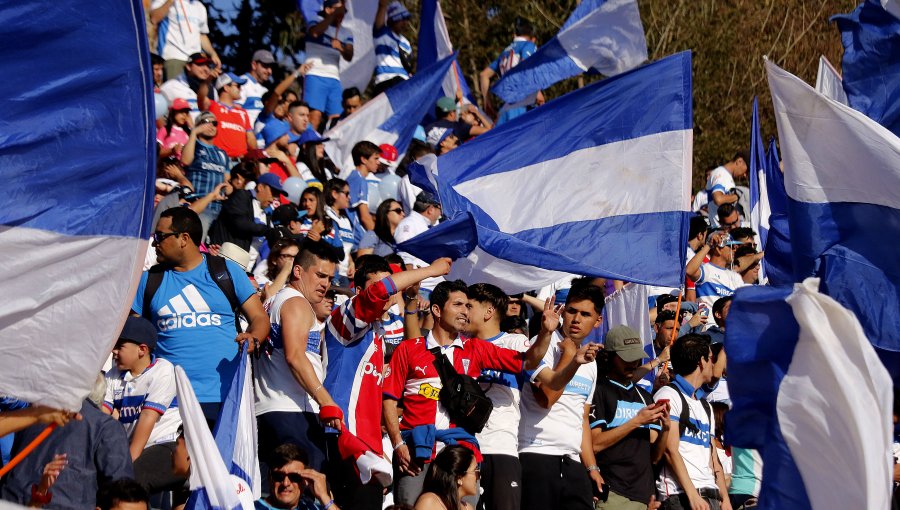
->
[270,470,304,485]
[463,469,481,480]
[198,119,218,126]
[389,208,404,214]
[339,190,351,196]
[153,231,182,243]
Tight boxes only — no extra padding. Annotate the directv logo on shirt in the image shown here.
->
[156,284,223,331]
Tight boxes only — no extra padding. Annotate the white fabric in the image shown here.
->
[476,333,530,457]
[446,246,570,295]
[0,227,146,410]
[814,55,848,106]
[306,23,354,80]
[232,347,262,500]
[778,278,892,510]
[882,0,900,20]
[397,174,421,215]
[705,165,735,228]
[175,366,255,509]
[324,93,399,173]
[654,385,717,495]
[452,130,692,234]
[766,59,900,207]
[326,207,354,276]
[338,0,378,91]
[602,282,652,349]
[152,0,209,61]
[518,332,596,459]
[239,74,270,126]
[394,211,444,291]
[255,287,324,415]
[104,358,183,447]
[557,0,648,76]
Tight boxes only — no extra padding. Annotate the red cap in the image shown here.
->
[170,98,191,111]
[388,263,403,274]
[379,144,399,164]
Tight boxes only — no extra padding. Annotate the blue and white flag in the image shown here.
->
[176,363,256,510]
[491,0,648,104]
[417,0,476,107]
[767,58,900,374]
[748,97,770,283]
[726,278,892,510]
[212,346,260,501]
[400,52,692,293]
[814,55,848,105]
[760,136,793,288]
[832,0,900,138]
[324,54,455,172]
[0,0,155,411]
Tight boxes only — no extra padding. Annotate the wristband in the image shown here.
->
[319,405,344,422]
[393,441,406,451]
[323,499,335,510]
[405,309,418,315]
[31,485,52,506]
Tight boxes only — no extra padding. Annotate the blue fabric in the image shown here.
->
[297,0,322,23]
[491,37,585,104]
[748,97,767,247]
[303,74,343,115]
[185,140,228,214]
[417,0,476,108]
[762,137,793,287]
[131,256,256,403]
[0,0,155,237]
[832,0,900,138]
[489,39,538,74]
[725,285,812,510]
[401,425,480,460]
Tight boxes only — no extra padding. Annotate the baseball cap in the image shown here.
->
[216,72,247,90]
[435,96,457,114]
[387,1,411,22]
[604,325,646,362]
[272,203,304,226]
[219,242,251,272]
[260,119,291,147]
[252,49,276,65]
[170,98,191,111]
[414,191,441,208]
[257,172,286,195]
[426,126,453,148]
[188,52,213,66]
[379,144,398,165]
[195,111,217,125]
[118,316,158,351]
[297,129,330,146]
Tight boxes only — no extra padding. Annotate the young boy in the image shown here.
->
[103,317,183,493]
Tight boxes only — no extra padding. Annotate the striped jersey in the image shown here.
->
[325,207,354,276]
[373,26,411,84]
[489,37,537,77]
[255,287,324,415]
[103,357,182,447]
[695,262,745,312]
[239,74,269,126]
[305,20,354,80]
[705,166,736,228]
[152,0,208,61]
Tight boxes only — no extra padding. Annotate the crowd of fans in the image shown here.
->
[0,1,790,509]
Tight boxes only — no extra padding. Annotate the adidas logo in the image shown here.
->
[157,284,223,331]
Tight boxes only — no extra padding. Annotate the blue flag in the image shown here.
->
[491,0,647,104]
[832,0,900,137]
[727,280,892,510]
[748,97,769,265]
[399,52,693,292]
[417,0,476,122]
[0,0,155,410]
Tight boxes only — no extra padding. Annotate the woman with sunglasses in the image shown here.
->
[357,199,405,257]
[258,239,302,303]
[415,445,479,510]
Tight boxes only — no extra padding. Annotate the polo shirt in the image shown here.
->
[209,100,253,158]
[590,377,660,503]
[103,357,182,447]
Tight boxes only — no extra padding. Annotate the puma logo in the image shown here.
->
[414,366,428,375]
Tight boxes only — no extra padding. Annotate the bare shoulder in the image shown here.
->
[414,492,447,510]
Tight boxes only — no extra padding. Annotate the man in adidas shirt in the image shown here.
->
[469,284,600,510]
[102,317,183,494]
[653,334,731,510]
[255,240,342,471]
[132,207,270,423]
[518,282,605,510]
[590,325,670,510]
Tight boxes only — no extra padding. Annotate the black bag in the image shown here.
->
[428,347,493,434]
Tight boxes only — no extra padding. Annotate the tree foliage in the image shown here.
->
[207,0,858,190]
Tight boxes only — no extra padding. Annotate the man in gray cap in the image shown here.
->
[241,49,277,125]
[589,325,671,510]
[394,191,444,299]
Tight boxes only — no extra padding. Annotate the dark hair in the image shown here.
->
[269,443,310,470]
[712,296,733,326]
[299,142,338,183]
[374,199,401,246]
[352,140,381,166]
[717,203,737,222]
[385,253,404,267]
[730,227,756,242]
[655,309,677,325]
[733,150,750,164]
[733,243,757,260]
[297,238,342,269]
[395,139,435,178]
[288,100,310,114]
[500,315,528,334]
[689,215,708,240]
[514,18,534,37]
[325,178,349,207]
[343,87,361,102]
[565,282,604,315]
[421,445,475,510]
[431,280,469,310]
[353,254,392,289]
[711,401,728,444]
[298,187,334,234]
[159,207,202,246]
[231,160,258,182]
[164,106,190,138]
[96,479,149,510]
[266,238,301,281]
[384,505,415,510]
[467,283,509,319]
[656,294,679,315]
[670,333,711,376]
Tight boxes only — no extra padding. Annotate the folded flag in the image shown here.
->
[324,54,455,172]
[400,52,693,293]
[0,0,155,410]
[814,55,848,105]
[726,278,892,510]
[766,57,900,375]
[492,0,647,104]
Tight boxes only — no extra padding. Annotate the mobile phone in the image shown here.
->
[657,398,670,408]
[700,307,710,318]
[592,481,609,502]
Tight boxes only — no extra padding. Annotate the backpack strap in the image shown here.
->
[668,382,692,440]
[428,346,454,386]
[142,264,169,322]
[206,255,243,333]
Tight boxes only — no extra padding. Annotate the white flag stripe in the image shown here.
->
[602,283,652,348]
[452,129,692,234]
[777,278,892,510]
[325,93,396,175]
[558,0,648,74]
[446,246,570,294]
[766,59,900,207]
[814,55,848,106]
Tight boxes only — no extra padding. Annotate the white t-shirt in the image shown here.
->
[152,0,209,61]
[255,287,324,415]
[477,332,530,457]
[654,383,717,495]
[705,166,735,228]
[239,73,269,126]
[305,21,354,80]
[695,263,745,312]
[518,333,597,459]
[326,207,354,277]
[103,357,182,447]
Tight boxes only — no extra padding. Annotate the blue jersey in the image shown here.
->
[184,140,228,214]
[373,26,411,84]
[131,256,257,403]
[489,37,537,77]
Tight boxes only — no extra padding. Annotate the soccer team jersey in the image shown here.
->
[695,262,745,312]
[373,26,411,84]
[239,74,269,126]
[476,332,530,457]
[209,100,252,158]
[706,166,736,228]
[304,21,354,80]
[103,357,182,447]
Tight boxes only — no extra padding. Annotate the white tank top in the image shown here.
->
[254,286,324,415]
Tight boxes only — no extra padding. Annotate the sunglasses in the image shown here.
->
[270,470,304,484]
[198,119,218,126]
[465,469,481,480]
[152,231,182,243]
[389,208,404,214]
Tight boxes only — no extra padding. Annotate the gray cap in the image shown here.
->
[604,325,646,362]
[252,49,276,65]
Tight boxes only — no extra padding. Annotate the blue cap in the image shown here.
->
[387,1,411,22]
[119,316,158,350]
[257,173,286,195]
[260,119,291,147]
[297,129,330,146]
[215,72,247,90]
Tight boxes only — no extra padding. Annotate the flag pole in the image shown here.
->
[668,287,684,346]
[0,423,58,477]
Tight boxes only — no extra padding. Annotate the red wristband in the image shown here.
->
[319,405,344,422]
[31,484,52,506]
